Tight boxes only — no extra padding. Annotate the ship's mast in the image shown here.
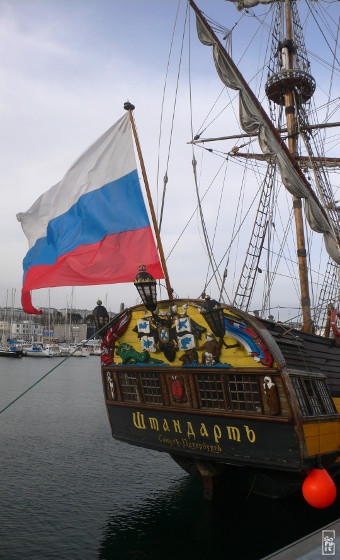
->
[265,0,315,333]
[190,0,340,327]
[124,102,173,301]
[284,0,312,333]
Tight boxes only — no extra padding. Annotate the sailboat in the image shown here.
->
[18,0,340,505]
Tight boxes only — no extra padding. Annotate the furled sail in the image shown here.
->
[230,153,340,169]
[225,0,279,9]
[191,2,340,264]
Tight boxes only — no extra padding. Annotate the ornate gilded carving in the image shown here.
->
[263,376,280,415]
[106,372,116,400]
[198,333,222,365]
[170,375,187,403]
[116,343,164,364]
[179,349,199,366]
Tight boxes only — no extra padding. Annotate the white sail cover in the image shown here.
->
[226,0,277,8]
[225,0,279,9]
[195,14,340,264]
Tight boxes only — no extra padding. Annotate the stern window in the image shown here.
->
[226,374,262,413]
[118,372,141,402]
[291,376,337,416]
[314,379,337,415]
[197,373,226,410]
[140,372,163,405]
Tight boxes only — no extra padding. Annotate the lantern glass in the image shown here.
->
[134,264,157,311]
[201,298,225,339]
[93,300,109,334]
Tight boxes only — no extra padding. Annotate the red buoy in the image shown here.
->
[302,467,337,508]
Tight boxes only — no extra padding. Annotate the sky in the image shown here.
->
[0,0,339,317]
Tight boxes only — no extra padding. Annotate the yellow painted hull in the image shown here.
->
[303,420,340,457]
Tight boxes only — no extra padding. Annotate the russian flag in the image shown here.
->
[17,113,164,314]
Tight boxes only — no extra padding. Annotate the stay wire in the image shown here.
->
[188,7,223,296]
[156,0,182,219]
[305,0,340,69]
[204,162,230,301]
[166,158,227,261]
[0,323,108,415]
[196,13,269,137]
[159,2,188,233]
[195,12,245,136]
[206,181,263,292]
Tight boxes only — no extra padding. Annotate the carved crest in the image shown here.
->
[170,375,186,402]
[106,372,116,400]
[263,376,280,415]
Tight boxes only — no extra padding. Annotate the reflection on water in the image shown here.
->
[99,477,201,560]
[98,474,340,560]
[1,358,339,560]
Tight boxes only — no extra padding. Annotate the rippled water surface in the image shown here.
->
[1,357,340,559]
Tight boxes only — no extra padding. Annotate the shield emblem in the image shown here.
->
[178,333,195,351]
[137,318,150,334]
[175,317,191,333]
[170,376,186,402]
[141,336,156,352]
[158,326,170,344]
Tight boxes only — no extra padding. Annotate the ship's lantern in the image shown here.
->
[93,300,110,336]
[201,296,225,340]
[302,466,337,508]
[134,263,157,312]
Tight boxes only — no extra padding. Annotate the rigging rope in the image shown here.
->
[0,325,107,415]
[323,16,340,146]
[306,0,340,69]
[204,162,229,300]
[159,2,188,233]
[205,180,264,293]
[156,0,182,220]
[166,158,228,266]
[188,6,224,296]
[196,10,270,137]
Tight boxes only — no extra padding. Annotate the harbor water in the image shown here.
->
[1,356,340,560]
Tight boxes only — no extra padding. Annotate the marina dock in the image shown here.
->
[263,520,340,559]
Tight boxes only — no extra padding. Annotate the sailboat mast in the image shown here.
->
[124,102,173,301]
[283,0,312,333]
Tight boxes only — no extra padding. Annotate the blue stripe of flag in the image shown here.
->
[23,170,149,277]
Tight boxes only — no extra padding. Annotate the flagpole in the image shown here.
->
[124,101,173,301]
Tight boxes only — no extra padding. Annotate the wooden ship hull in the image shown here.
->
[100,299,340,499]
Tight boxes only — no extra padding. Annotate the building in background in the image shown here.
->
[0,305,117,343]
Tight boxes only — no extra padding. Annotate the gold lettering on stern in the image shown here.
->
[173,420,182,434]
[149,418,160,431]
[213,425,222,443]
[200,423,209,437]
[187,422,196,439]
[181,439,222,453]
[244,425,256,443]
[132,412,146,430]
[163,419,171,432]
[131,414,257,450]
[158,434,181,447]
[226,426,241,442]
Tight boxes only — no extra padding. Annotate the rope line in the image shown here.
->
[0,325,107,415]
[159,2,188,233]
[156,0,182,219]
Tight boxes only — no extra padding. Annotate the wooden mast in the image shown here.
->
[124,102,173,301]
[283,0,312,333]
[190,0,331,332]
